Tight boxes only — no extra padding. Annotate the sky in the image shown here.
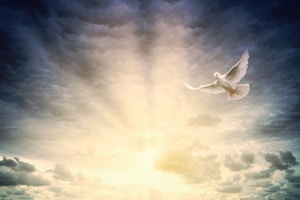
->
[0,0,300,199]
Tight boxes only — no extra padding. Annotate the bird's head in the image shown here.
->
[214,72,220,79]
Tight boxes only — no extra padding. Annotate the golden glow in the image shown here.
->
[15,9,271,200]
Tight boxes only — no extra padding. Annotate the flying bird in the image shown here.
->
[184,50,250,100]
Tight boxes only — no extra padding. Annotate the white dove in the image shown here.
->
[184,50,250,100]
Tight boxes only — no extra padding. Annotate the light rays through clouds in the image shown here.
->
[0,0,300,199]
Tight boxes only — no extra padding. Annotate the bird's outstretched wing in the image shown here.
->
[224,50,249,83]
[184,81,225,94]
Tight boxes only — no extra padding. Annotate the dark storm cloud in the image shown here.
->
[0,188,33,200]
[184,0,300,139]
[280,151,298,166]
[244,151,300,199]
[0,0,145,142]
[0,0,51,141]
[245,151,298,181]
[264,153,289,170]
[0,157,36,172]
[264,151,298,170]
[285,169,300,188]
[0,156,49,186]
[47,0,138,27]
[0,0,52,141]
[243,0,300,139]
[243,181,299,200]
[258,182,300,200]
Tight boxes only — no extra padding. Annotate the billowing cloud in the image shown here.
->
[257,182,300,200]
[245,168,274,180]
[0,157,36,173]
[243,151,300,199]
[50,164,74,182]
[285,169,300,188]
[263,183,282,193]
[264,151,298,170]
[280,151,298,166]
[216,174,243,194]
[224,152,254,171]
[216,185,242,194]
[0,188,33,200]
[0,156,49,186]
[155,143,220,183]
[251,180,272,188]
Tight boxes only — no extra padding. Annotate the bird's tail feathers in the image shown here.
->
[227,83,250,101]
[184,82,202,90]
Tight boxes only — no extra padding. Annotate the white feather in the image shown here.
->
[224,50,249,83]
[184,50,250,101]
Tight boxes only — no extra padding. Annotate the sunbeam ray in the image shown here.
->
[0,0,300,199]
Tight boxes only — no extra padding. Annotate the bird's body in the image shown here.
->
[214,73,241,97]
[215,73,234,92]
[184,50,250,100]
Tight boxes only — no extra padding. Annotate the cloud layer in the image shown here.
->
[0,0,300,199]
[0,157,49,186]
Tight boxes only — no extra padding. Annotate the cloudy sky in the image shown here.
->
[0,0,300,199]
